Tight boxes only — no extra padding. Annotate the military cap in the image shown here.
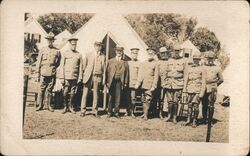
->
[68,38,78,45]
[207,51,216,58]
[146,46,156,52]
[94,41,104,46]
[173,44,181,51]
[114,46,124,51]
[193,52,201,59]
[130,48,140,51]
[159,47,168,53]
[45,32,56,40]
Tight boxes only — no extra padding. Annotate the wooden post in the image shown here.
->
[103,33,110,110]
[23,64,30,127]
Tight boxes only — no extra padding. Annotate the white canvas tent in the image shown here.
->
[24,16,48,50]
[60,13,148,60]
[180,39,200,57]
[54,29,72,48]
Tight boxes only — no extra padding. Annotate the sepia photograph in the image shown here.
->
[23,11,230,142]
[1,0,249,155]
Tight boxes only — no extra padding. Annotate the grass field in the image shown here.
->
[23,103,229,142]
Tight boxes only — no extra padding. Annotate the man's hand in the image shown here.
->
[199,92,204,98]
[150,87,155,92]
[134,84,139,90]
[61,79,65,86]
[77,79,82,84]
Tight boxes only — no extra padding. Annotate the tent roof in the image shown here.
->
[24,16,48,36]
[55,29,72,39]
[60,13,148,60]
[180,39,200,53]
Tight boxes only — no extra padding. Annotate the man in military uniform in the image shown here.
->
[165,44,187,123]
[182,53,206,127]
[126,48,140,118]
[157,46,170,119]
[201,51,223,124]
[135,47,159,120]
[80,41,106,117]
[106,46,129,118]
[36,32,61,112]
[59,38,83,114]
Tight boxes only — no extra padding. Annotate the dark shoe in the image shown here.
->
[106,114,112,118]
[164,115,171,122]
[114,114,120,119]
[173,116,177,124]
[61,107,67,114]
[36,106,43,111]
[69,107,76,114]
[192,120,197,128]
[159,114,164,120]
[80,112,85,117]
[93,112,99,118]
[48,106,54,112]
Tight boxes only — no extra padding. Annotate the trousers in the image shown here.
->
[37,76,56,108]
[108,78,122,115]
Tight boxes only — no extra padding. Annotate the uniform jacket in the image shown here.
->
[128,60,140,88]
[157,60,169,88]
[82,51,106,84]
[36,46,61,77]
[183,65,206,95]
[203,64,223,93]
[106,57,129,89]
[137,59,159,90]
[165,58,187,89]
[58,50,83,80]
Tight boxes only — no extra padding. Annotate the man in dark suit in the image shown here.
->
[106,46,129,118]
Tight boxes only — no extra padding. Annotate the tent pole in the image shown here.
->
[103,33,110,111]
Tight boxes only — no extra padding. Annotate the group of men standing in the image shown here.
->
[35,32,223,128]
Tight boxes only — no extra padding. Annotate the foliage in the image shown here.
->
[24,39,39,64]
[37,13,94,35]
[125,13,197,50]
[217,46,230,71]
[190,27,221,53]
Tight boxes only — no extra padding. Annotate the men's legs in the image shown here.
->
[159,88,164,119]
[192,94,201,127]
[80,80,91,116]
[68,80,77,113]
[62,80,70,114]
[183,93,193,126]
[202,91,209,123]
[46,76,56,112]
[165,90,173,121]
[114,80,121,118]
[172,89,182,123]
[143,90,152,120]
[36,76,47,111]
[92,76,101,117]
[107,81,115,117]
[130,89,136,118]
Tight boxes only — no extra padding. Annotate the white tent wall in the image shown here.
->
[24,16,48,50]
[54,29,72,48]
[60,13,148,61]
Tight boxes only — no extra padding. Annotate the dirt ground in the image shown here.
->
[23,103,229,142]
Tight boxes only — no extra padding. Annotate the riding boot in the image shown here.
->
[68,93,75,114]
[183,107,192,126]
[165,102,173,122]
[192,109,199,128]
[172,103,178,124]
[62,95,68,114]
[47,92,54,112]
[36,92,44,111]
